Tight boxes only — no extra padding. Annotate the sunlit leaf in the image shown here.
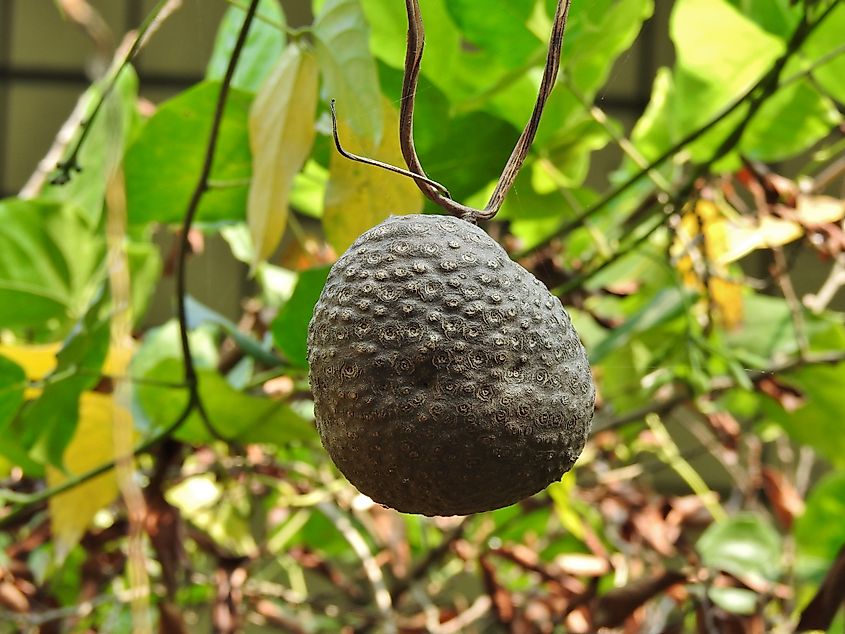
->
[18,303,111,467]
[0,343,62,399]
[708,586,758,616]
[795,194,845,225]
[290,160,329,218]
[724,0,800,38]
[795,471,845,580]
[556,0,654,96]
[271,265,331,367]
[46,392,121,564]
[322,98,423,252]
[125,82,253,225]
[314,0,383,146]
[248,42,319,265]
[670,0,784,163]
[206,0,286,93]
[362,0,460,91]
[136,358,315,445]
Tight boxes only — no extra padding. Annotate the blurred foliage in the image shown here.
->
[1,0,845,631]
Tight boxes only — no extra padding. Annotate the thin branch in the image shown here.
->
[175,0,261,441]
[329,100,452,198]
[479,0,572,220]
[772,246,810,357]
[804,253,845,312]
[50,0,182,185]
[392,0,572,221]
[398,0,479,219]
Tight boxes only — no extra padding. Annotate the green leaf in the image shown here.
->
[557,0,654,96]
[446,0,541,69]
[185,295,281,367]
[125,81,253,225]
[761,361,845,470]
[672,0,784,91]
[290,160,328,218]
[362,0,461,90]
[725,293,840,362]
[697,513,782,583]
[795,472,845,580]
[271,266,331,368]
[41,68,140,224]
[741,79,841,161]
[126,240,162,326]
[590,288,689,364]
[136,358,315,444]
[206,0,286,93]
[0,199,104,333]
[0,355,26,431]
[803,3,845,105]
[314,0,383,146]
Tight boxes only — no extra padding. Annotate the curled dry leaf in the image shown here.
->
[760,467,804,530]
[757,376,805,412]
[247,42,319,266]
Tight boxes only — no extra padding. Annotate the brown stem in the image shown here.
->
[479,0,572,220]
[175,0,260,440]
[329,100,452,198]
[380,0,574,222]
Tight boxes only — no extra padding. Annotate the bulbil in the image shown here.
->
[308,214,595,516]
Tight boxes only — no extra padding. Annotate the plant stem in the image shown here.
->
[175,0,261,440]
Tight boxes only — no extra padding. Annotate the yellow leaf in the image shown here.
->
[248,42,319,265]
[0,343,61,399]
[672,201,743,329]
[47,392,122,563]
[323,97,424,253]
[721,216,803,264]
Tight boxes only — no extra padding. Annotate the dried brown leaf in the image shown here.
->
[761,467,804,530]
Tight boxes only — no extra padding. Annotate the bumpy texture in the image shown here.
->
[307,214,595,516]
